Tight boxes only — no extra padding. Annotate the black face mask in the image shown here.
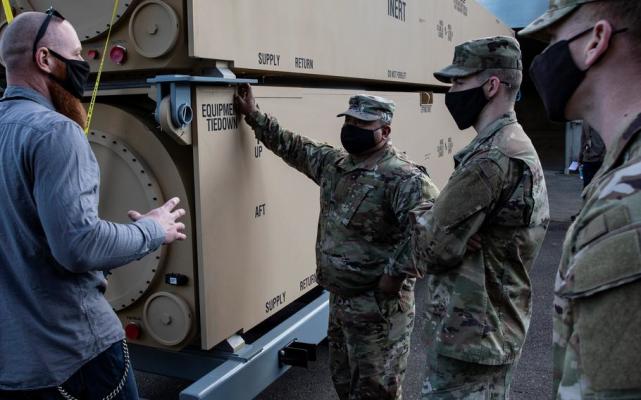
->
[445,81,490,130]
[47,49,90,99]
[341,124,380,154]
[530,25,627,122]
[31,8,90,99]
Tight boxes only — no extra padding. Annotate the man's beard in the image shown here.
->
[49,80,87,128]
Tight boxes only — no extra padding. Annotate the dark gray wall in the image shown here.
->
[515,37,567,171]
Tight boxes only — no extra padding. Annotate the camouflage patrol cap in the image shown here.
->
[434,36,523,84]
[337,94,396,124]
[519,0,604,40]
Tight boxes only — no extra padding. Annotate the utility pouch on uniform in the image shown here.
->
[491,167,534,227]
[432,167,490,229]
[574,207,630,251]
[558,226,641,391]
[337,184,374,226]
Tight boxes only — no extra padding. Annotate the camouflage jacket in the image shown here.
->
[246,111,439,296]
[411,112,549,365]
[554,114,641,399]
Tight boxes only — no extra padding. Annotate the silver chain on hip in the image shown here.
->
[57,339,131,400]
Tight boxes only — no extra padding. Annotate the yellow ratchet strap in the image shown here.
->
[85,0,119,134]
[2,0,13,23]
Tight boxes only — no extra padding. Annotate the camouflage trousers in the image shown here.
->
[421,355,516,400]
[328,284,415,400]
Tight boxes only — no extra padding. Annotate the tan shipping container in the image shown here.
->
[3,0,510,350]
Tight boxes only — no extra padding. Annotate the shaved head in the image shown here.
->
[0,12,68,71]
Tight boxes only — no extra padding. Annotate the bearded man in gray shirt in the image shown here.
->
[0,11,186,399]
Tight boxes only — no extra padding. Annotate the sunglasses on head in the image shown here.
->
[32,7,65,61]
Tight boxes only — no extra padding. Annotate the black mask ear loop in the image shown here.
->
[545,25,628,57]
[482,78,513,99]
[32,7,65,62]
[566,26,597,46]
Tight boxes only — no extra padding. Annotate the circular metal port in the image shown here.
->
[128,0,180,58]
[143,292,192,346]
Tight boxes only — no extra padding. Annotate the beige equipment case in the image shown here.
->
[3,0,512,351]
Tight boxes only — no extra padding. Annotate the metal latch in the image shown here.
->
[278,341,317,368]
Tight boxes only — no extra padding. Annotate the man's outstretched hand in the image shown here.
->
[234,83,259,116]
[129,197,187,244]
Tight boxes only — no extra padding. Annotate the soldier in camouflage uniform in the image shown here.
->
[410,37,550,399]
[234,84,439,400]
[520,1,641,398]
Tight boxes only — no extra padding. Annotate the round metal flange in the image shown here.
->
[128,0,179,58]
[159,96,177,132]
[143,292,192,346]
[88,130,165,311]
[13,0,134,42]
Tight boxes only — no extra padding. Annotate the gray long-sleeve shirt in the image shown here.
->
[0,86,165,390]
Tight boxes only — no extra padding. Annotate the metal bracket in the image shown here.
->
[147,73,257,145]
[278,340,317,368]
[201,61,239,80]
[173,291,329,399]
[169,83,193,129]
[217,334,246,354]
